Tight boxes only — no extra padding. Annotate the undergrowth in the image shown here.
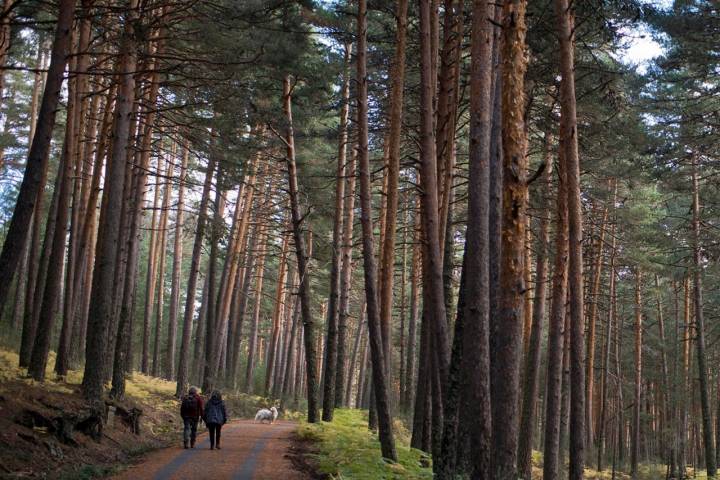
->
[297,408,433,480]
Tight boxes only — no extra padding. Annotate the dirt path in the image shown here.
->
[111,420,309,480]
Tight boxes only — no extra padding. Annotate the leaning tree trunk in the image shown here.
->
[175,155,215,396]
[0,0,76,313]
[281,76,320,424]
[356,0,397,460]
[82,0,139,403]
[28,46,81,381]
[109,66,163,397]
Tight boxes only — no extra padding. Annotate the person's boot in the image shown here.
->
[184,440,188,449]
[190,439,195,449]
[216,444,221,450]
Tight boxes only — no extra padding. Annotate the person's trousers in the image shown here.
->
[183,417,199,446]
[207,422,222,448]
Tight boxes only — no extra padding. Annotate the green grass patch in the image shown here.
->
[297,409,432,480]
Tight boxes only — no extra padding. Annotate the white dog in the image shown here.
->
[254,406,278,424]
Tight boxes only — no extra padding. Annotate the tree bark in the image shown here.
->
[418,0,451,458]
[631,269,643,479]
[517,133,553,480]
[585,203,609,447]
[376,0,408,402]
[356,0,397,459]
[334,147,357,408]
[152,157,175,377]
[492,1,529,477]
[321,41,352,421]
[282,76,320,424]
[166,143,189,380]
[690,158,716,476]
[266,227,290,395]
[142,157,164,374]
[244,221,269,393]
[82,0,140,404]
[543,121,570,480]
[555,0,586,476]
[28,40,80,381]
[597,198,617,471]
[0,0,76,313]
[175,153,215,395]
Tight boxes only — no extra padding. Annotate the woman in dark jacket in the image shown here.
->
[203,391,228,450]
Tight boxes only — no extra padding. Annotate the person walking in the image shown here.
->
[204,390,228,450]
[180,386,204,449]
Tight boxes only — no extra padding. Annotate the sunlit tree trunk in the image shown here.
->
[492,1,529,477]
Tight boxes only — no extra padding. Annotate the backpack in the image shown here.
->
[181,394,198,416]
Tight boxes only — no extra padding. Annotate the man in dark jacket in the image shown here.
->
[180,386,204,449]
[203,391,228,450]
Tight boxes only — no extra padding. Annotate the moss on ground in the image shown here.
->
[297,409,433,480]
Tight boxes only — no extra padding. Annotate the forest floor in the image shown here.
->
[0,348,706,479]
[0,349,299,479]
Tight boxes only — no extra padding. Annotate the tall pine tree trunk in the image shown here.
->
[0,0,76,312]
[631,269,643,479]
[356,0,397,459]
[175,155,215,396]
[82,0,140,403]
[555,0,586,476]
[334,148,357,407]
[690,158,716,477]
[166,143,189,380]
[517,133,553,480]
[492,1,529,477]
[322,41,352,421]
[281,76,320,423]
